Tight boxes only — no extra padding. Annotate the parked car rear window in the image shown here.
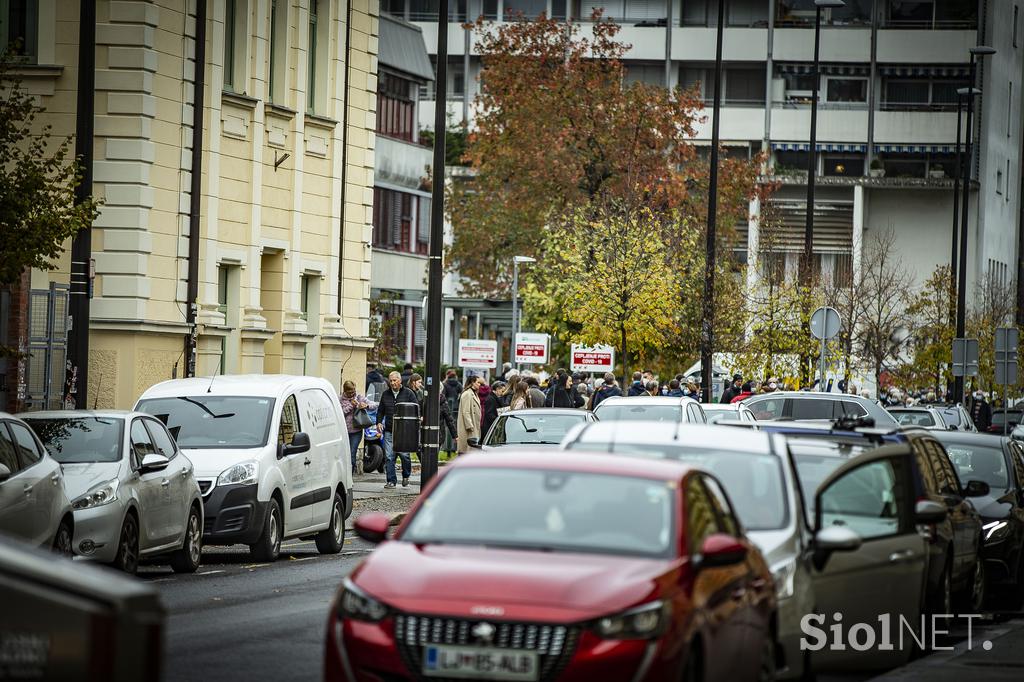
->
[486,413,588,446]
[23,417,124,463]
[136,396,275,449]
[894,410,937,427]
[402,467,676,558]
[945,443,1010,492]
[594,404,681,423]
[790,399,835,420]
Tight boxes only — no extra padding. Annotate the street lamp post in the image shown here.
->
[949,86,981,327]
[953,45,996,405]
[512,255,535,370]
[700,0,725,404]
[801,0,844,286]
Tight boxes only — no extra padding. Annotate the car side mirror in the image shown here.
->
[281,432,311,457]
[963,480,991,498]
[140,453,170,473]
[697,533,748,569]
[915,499,947,524]
[811,525,862,571]
[0,463,10,482]
[354,512,391,544]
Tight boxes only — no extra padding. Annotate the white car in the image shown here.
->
[135,375,353,562]
[702,402,757,424]
[0,412,74,555]
[20,411,204,574]
[592,395,708,424]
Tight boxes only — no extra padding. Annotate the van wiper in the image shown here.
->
[177,397,235,419]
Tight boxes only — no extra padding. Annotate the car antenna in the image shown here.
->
[93,371,102,409]
[207,347,225,393]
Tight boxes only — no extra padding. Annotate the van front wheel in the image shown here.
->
[249,499,282,562]
[315,493,345,554]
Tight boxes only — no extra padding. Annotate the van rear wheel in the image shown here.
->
[315,493,345,554]
[249,499,281,562]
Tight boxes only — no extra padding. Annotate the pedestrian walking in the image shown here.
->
[365,363,385,392]
[667,379,685,397]
[509,380,531,411]
[626,372,645,396]
[400,363,415,385]
[525,376,548,408]
[340,380,377,476]
[591,372,622,409]
[457,376,483,454]
[970,390,992,432]
[547,374,585,408]
[443,369,463,404]
[375,371,419,489]
[482,381,508,439]
[644,380,660,397]
[721,374,743,403]
[731,381,757,403]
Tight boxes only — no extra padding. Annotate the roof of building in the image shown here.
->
[379,14,434,82]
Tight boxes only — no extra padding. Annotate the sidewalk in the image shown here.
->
[346,461,423,529]
[869,614,1024,681]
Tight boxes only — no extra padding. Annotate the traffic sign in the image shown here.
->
[570,344,615,373]
[514,333,549,365]
[951,338,979,377]
[995,327,1018,386]
[458,339,498,369]
[810,306,841,340]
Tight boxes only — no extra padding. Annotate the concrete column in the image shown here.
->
[197,333,227,377]
[747,196,761,291]
[853,184,866,282]
[240,329,274,374]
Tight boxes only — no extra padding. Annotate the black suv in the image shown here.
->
[753,420,988,613]
[933,431,1024,608]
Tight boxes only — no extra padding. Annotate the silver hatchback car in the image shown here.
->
[20,411,204,575]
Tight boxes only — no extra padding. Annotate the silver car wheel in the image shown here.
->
[188,512,201,564]
[269,511,279,548]
[333,501,343,542]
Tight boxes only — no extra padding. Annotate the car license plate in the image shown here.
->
[422,645,539,680]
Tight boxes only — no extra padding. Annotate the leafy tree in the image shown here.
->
[902,266,954,392]
[853,231,914,389]
[968,272,1018,394]
[0,50,99,292]
[449,13,764,295]
[523,202,680,386]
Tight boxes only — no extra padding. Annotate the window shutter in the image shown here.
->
[389,191,402,246]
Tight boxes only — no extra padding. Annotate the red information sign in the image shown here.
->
[570,345,615,373]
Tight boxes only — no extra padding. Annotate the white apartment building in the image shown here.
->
[384,0,1024,309]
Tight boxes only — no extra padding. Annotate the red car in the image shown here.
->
[325,452,776,682]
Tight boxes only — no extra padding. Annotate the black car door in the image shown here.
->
[926,439,979,579]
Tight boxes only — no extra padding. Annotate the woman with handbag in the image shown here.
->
[457,376,483,454]
[341,380,378,475]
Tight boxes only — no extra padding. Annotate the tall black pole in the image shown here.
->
[422,0,449,488]
[701,0,725,404]
[802,6,824,285]
[185,0,208,378]
[954,57,978,405]
[66,0,96,409]
[950,94,963,327]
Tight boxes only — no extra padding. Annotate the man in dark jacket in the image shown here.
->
[482,381,507,441]
[667,379,685,397]
[400,363,415,385]
[970,391,992,432]
[626,372,645,397]
[721,374,743,403]
[547,374,585,408]
[365,363,385,391]
[376,371,419,488]
[525,376,547,408]
[591,372,622,409]
[442,370,463,403]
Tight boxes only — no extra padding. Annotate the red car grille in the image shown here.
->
[393,615,579,681]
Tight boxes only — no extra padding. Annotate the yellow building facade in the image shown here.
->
[17,0,379,409]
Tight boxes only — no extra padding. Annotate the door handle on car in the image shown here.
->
[51,473,60,485]
[889,550,915,564]
[23,484,32,496]
[180,467,188,478]
[161,479,170,487]
[303,458,312,466]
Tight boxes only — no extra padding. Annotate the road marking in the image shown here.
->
[243,563,270,569]
[149,577,177,583]
[287,556,318,562]
[199,569,225,575]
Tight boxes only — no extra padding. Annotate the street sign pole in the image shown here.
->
[810,306,841,392]
[995,327,1018,435]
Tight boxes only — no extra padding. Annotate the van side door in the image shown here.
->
[278,394,313,534]
[298,387,345,528]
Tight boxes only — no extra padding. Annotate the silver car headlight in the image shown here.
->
[72,478,120,510]
[592,600,671,640]
[772,558,798,600]
[218,461,259,487]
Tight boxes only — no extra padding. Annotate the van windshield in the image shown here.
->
[136,396,275,449]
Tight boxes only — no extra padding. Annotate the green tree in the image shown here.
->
[0,50,100,354]
[903,266,954,391]
[524,202,680,385]
[853,231,913,389]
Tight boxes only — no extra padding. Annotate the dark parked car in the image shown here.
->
[933,431,1024,608]
[753,421,987,613]
[989,409,1024,435]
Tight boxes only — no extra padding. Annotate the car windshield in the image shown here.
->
[704,410,741,424]
[23,417,124,463]
[991,411,1023,427]
[894,410,936,427]
[594,403,680,423]
[937,409,964,429]
[136,396,275,449]
[486,413,587,446]
[565,442,787,531]
[944,443,1009,492]
[402,467,676,558]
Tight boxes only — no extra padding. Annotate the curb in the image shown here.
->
[389,512,407,527]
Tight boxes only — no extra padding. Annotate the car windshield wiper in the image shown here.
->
[510,440,561,445]
[507,415,538,432]
[177,396,236,419]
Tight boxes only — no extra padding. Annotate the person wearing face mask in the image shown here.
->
[969,389,992,432]
[762,378,779,393]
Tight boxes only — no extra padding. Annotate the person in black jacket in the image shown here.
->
[591,373,623,409]
[547,374,585,408]
[626,371,645,397]
[482,381,508,441]
[365,363,386,391]
[376,371,419,488]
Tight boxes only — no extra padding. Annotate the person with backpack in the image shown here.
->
[591,372,623,409]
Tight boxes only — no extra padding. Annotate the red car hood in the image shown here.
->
[351,542,683,622]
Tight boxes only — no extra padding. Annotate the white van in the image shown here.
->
[135,375,352,561]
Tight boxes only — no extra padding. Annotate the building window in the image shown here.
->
[885,0,976,29]
[879,153,953,179]
[881,78,968,111]
[377,72,417,142]
[624,63,665,87]
[224,0,238,91]
[825,78,867,103]
[409,0,466,21]
[776,0,871,27]
[300,274,320,330]
[1009,83,1014,138]
[503,0,549,20]
[1015,6,1020,48]
[823,156,864,177]
[269,0,285,102]
[0,0,38,60]
[383,0,406,17]
[307,1,318,112]
[1006,160,1011,201]
[724,67,766,106]
[217,266,229,317]
[373,188,429,255]
[381,303,410,363]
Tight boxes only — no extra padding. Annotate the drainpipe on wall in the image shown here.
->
[337,0,354,317]
[865,0,878,169]
[185,0,208,377]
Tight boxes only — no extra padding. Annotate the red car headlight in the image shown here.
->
[339,578,390,623]
[591,600,671,640]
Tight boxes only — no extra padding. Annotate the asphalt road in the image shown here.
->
[141,537,373,682]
